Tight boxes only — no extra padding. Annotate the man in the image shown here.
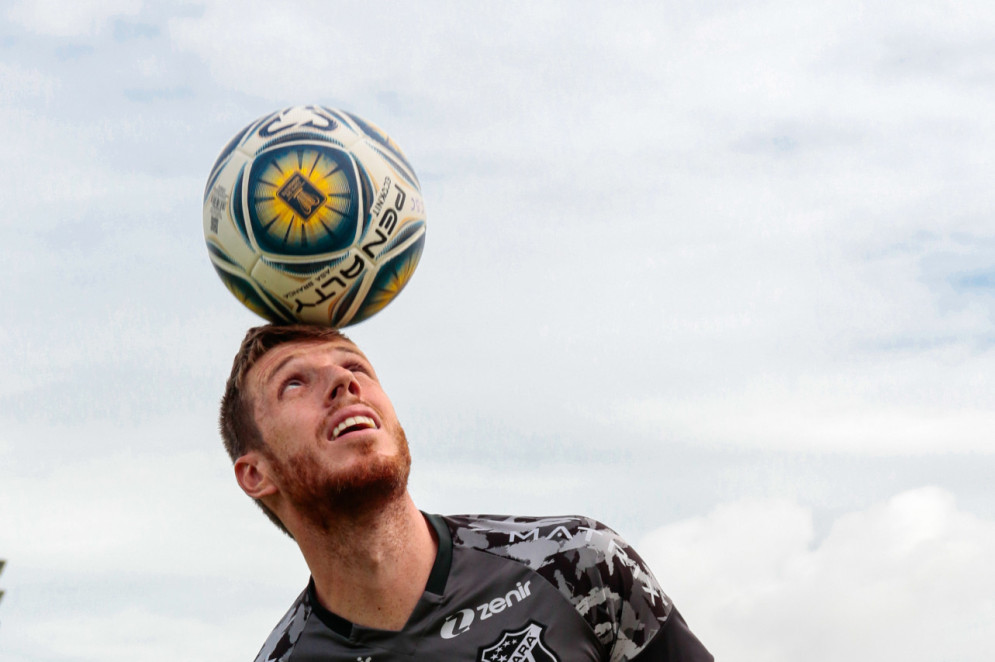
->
[221,324,712,661]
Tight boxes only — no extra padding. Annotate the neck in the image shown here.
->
[290,492,438,631]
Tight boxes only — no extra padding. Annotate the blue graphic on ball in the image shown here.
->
[245,143,363,257]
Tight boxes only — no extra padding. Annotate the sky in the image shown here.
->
[0,0,993,660]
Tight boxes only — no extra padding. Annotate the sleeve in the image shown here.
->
[519,518,711,662]
[626,608,713,662]
[252,588,311,662]
[574,525,711,662]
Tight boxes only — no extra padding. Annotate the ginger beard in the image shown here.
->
[266,420,412,531]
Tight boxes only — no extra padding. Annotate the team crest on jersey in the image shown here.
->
[477,621,558,662]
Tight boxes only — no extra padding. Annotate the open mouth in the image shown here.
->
[331,415,378,440]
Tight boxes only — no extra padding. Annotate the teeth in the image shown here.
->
[332,416,376,439]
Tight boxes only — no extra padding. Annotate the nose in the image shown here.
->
[325,365,360,403]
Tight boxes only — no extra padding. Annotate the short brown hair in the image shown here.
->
[219,324,349,534]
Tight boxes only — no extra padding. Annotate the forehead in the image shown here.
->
[247,338,371,390]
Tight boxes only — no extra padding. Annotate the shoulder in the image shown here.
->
[443,514,673,660]
[444,513,616,559]
[443,514,668,602]
[251,588,311,662]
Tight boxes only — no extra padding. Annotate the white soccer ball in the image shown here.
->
[203,106,427,327]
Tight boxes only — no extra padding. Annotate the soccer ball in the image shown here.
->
[202,106,427,327]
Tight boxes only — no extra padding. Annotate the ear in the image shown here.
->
[234,450,279,499]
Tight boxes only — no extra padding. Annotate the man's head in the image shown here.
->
[220,324,411,536]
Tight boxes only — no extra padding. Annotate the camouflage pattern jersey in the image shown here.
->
[252,513,713,661]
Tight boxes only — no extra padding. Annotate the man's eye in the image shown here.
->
[280,378,305,395]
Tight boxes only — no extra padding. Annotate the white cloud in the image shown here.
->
[13,607,279,662]
[615,344,995,454]
[5,0,143,38]
[640,487,995,662]
[0,63,59,105]
[0,422,311,662]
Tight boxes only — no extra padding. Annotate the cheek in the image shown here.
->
[256,409,305,449]
[361,381,393,412]
[373,394,399,424]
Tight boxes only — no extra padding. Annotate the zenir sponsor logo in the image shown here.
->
[440,608,475,639]
[477,621,558,662]
[439,581,533,639]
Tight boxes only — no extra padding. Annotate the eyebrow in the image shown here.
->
[262,353,301,386]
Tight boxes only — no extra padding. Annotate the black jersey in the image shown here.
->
[253,514,712,661]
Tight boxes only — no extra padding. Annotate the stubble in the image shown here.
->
[268,425,412,531]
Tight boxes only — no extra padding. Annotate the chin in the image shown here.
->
[275,426,412,528]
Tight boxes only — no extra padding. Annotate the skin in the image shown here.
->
[234,338,437,631]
